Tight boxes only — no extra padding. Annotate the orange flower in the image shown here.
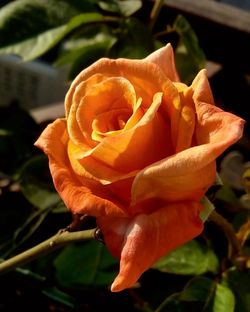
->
[35,44,244,292]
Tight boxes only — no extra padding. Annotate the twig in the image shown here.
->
[0,228,96,275]
[208,210,241,259]
[149,0,164,31]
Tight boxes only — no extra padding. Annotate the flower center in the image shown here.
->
[92,108,131,141]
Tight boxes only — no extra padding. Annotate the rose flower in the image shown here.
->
[35,44,244,292]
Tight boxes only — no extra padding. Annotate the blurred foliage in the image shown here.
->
[153,240,219,276]
[0,0,205,84]
[54,241,118,289]
[0,0,249,311]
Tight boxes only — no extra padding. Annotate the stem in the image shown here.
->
[0,228,96,275]
[208,211,241,259]
[154,28,174,39]
[149,0,164,31]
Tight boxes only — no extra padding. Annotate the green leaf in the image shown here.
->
[180,277,235,312]
[56,25,116,66]
[19,155,61,210]
[14,267,46,282]
[0,0,83,47]
[98,0,142,17]
[55,24,117,78]
[154,294,185,312]
[0,129,11,136]
[222,268,250,312]
[0,12,105,61]
[215,184,241,208]
[51,0,99,13]
[213,283,235,312]
[0,25,65,61]
[68,40,116,79]
[153,240,219,275]
[180,277,215,302]
[42,287,76,309]
[109,18,154,59]
[174,15,206,84]
[20,180,60,211]
[54,241,118,288]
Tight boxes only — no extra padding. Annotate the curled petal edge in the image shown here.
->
[35,119,127,218]
[98,201,203,292]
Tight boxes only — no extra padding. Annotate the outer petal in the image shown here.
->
[64,53,182,145]
[145,43,180,82]
[131,147,216,206]
[190,69,245,146]
[34,119,126,217]
[67,73,104,147]
[132,70,245,205]
[98,201,203,292]
[65,58,158,113]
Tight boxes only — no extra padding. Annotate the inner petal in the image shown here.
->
[124,98,144,130]
[67,74,105,148]
[92,108,131,141]
[75,92,173,184]
[76,77,137,141]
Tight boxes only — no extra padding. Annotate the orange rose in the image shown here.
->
[35,44,244,292]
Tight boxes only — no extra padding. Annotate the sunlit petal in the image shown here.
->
[98,201,203,292]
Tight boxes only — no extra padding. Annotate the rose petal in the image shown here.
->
[131,143,218,205]
[131,154,216,211]
[175,104,196,153]
[66,73,104,148]
[65,53,182,143]
[68,138,139,185]
[91,108,131,141]
[77,93,173,183]
[131,70,245,205]
[76,77,137,141]
[173,81,196,152]
[34,119,126,217]
[189,69,245,146]
[98,201,203,292]
[145,43,180,82]
[34,118,68,165]
[65,58,155,110]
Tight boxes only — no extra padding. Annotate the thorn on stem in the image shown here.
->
[49,241,56,248]
[94,228,105,244]
[58,213,92,233]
